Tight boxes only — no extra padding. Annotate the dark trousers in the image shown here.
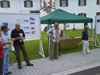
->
[0,58,3,75]
[14,45,30,66]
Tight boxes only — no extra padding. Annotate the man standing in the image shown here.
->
[0,29,4,75]
[47,22,63,61]
[11,23,33,69]
[0,25,12,75]
[82,25,91,55]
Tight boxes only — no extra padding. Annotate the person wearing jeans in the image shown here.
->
[0,25,13,75]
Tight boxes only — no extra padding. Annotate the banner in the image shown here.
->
[96,16,100,34]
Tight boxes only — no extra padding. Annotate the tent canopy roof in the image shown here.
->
[41,9,93,24]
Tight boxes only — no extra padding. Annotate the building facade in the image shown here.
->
[0,0,100,30]
[40,0,55,31]
[55,0,100,29]
[40,0,55,17]
[41,0,100,29]
[0,0,40,13]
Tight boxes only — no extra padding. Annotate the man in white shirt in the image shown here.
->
[47,22,63,61]
[0,25,14,75]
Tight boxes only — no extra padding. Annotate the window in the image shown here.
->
[96,12,100,15]
[60,0,68,7]
[0,0,10,8]
[78,0,86,6]
[97,0,100,5]
[47,7,51,13]
[24,0,33,8]
[78,13,86,17]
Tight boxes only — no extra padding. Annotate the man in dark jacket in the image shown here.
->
[11,23,33,69]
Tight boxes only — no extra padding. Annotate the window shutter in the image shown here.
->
[66,0,68,6]
[97,13,98,15]
[31,1,33,7]
[78,0,80,6]
[24,1,26,7]
[84,0,86,6]
[96,12,100,15]
[8,1,10,7]
[97,0,99,5]
[1,1,3,7]
[84,13,86,17]
[78,14,80,16]
[60,0,62,6]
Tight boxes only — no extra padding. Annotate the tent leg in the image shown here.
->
[91,23,94,48]
[63,23,66,39]
[48,24,51,57]
[39,39,45,58]
[94,16,97,46]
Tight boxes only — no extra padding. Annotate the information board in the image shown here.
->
[0,13,41,41]
[96,16,100,34]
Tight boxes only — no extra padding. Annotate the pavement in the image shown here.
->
[9,48,100,75]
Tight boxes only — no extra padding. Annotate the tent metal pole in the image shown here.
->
[48,24,51,56]
[63,23,66,39]
[94,16,97,46]
[91,23,94,48]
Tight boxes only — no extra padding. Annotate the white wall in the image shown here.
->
[0,0,99,30]
[0,0,40,13]
[20,0,40,13]
[55,0,100,29]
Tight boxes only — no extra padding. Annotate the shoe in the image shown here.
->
[87,52,91,54]
[18,65,22,69]
[83,52,86,55]
[5,71,12,75]
[54,57,58,59]
[49,58,54,61]
[26,63,34,66]
[58,53,61,56]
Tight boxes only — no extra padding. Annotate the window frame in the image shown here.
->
[0,0,10,8]
[96,12,100,15]
[78,0,86,6]
[46,6,51,13]
[78,13,86,17]
[60,0,68,7]
[24,0,33,8]
[97,0,100,5]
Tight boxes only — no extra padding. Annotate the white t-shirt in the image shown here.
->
[47,27,61,42]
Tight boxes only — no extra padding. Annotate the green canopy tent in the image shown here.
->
[41,9,93,56]
[41,8,93,42]
[41,9,93,24]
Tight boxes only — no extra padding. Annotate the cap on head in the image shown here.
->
[1,25,8,31]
